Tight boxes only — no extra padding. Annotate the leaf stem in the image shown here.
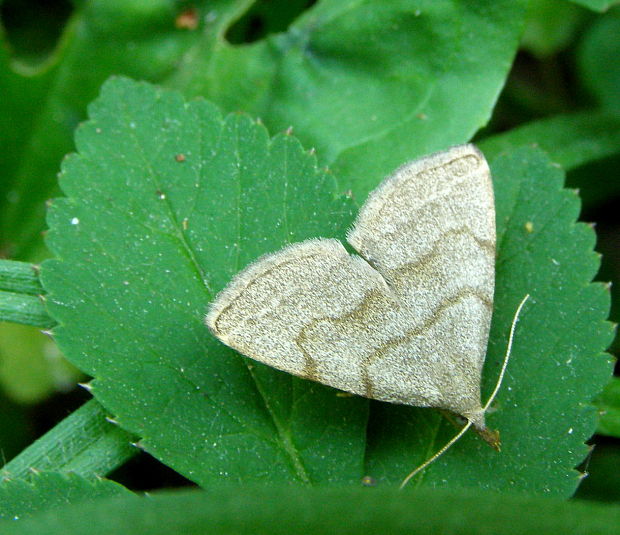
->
[1,399,138,480]
[0,290,55,328]
[0,260,43,295]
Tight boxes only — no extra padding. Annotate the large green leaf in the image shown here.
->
[0,0,202,259]
[2,486,620,535]
[1,0,526,410]
[41,79,614,495]
[171,0,527,200]
[42,77,365,486]
[1,0,527,260]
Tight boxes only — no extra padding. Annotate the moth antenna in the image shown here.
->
[400,294,530,489]
[400,420,473,489]
[483,294,530,412]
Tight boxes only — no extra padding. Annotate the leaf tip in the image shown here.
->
[40,329,54,339]
[78,382,93,392]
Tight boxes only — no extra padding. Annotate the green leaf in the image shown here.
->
[577,10,620,114]
[363,147,614,495]
[171,0,527,201]
[0,472,132,522]
[478,111,620,210]
[521,0,586,58]
[0,0,203,259]
[2,399,138,478]
[594,377,620,437]
[41,79,614,495]
[2,486,620,535]
[1,0,527,259]
[42,77,366,486]
[479,111,620,172]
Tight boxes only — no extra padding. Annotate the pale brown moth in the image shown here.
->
[206,144,525,486]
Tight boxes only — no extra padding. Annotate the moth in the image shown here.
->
[206,144,525,485]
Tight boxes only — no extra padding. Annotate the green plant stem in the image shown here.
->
[0,260,43,295]
[1,399,138,480]
[0,290,54,328]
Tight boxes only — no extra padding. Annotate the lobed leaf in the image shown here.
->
[42,77,365,486]
[41,79,614,495]
[0,0,528,415]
